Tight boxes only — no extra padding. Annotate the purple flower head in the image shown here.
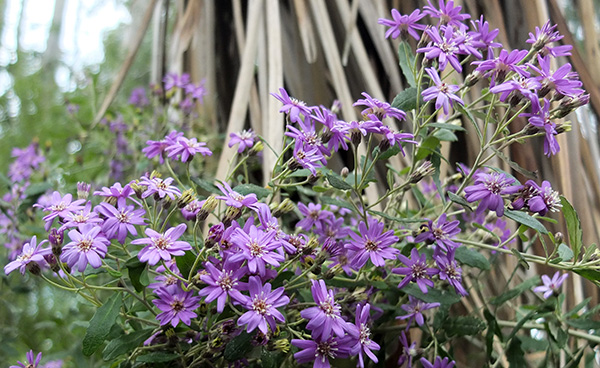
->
[292,335,354,368]
[398,331,418,367]
[423,0,470,27]
[533,271,568,299]
[483,217,514,248]
[149,260,184,291]
[417,26,465,73]
[353,92,406,121]
[301,279,349,340]
[464,171,521,217]
[236,276,289,334]
[229,225,284,276]
[346,218,399,270]
[297,202,333,231]
[97,198,146,244]
[379,127,417,155]
[434,248,468,296]
[469,16,501,53]
[10,350,43,368]
[93,182,134,201]
[142,131,184,164]
[185,81,207,102]
[521,98,560,156]
[181,199,204,221]
[393,248,439,293]
[286,119,329,157]
[140,176,182,200]
[527,20,563,52]
[291,142,325,175]
[529,55,583,98]
[59,201,103,232]
[473,49,529,86]
[153,286,201,327]
[61,224,110,272]
[165,136,212,162]
[271,87,312,123]
[422,68,464,115]
[35,192,86,231]
[489,75,540,103]
[421,356,456,368]
[163,72,190,92]
[129,87,149,108]
[378,8,426,40]
[4,236,51,275]
[228,129,257,153]
[198,259,247,312]
[347,303,381,368]
[397,295,441,329]
[527,180,562,216]
[414,213,461,252]
[132,224,192,266]
[215,181,258,209]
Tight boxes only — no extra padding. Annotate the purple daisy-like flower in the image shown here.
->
[397,295,441,329]
[398,331,418,367]
[301,279,349,340]
[229,225,284,276]
[464,171,521,217]
[421,356,456,368]
[129,87,149,108]
[132,224,192,266]
[527,180,562,216]
[469,16,501,53]
[292,335,354,368]
[93,182,135,200]
[286,119,329,157]
[181,199,205,221]
[35,191,86,231]
[4,236,51,275]
[297,202,333,231]
[378,8,426,41]
[423,0,470,27]
[422,68,464,115]
[434,247,468,296]
[346,218,399,270]
[414,213,461,252]
[61,224,110,272]
[527,20,563,52]
[271,87,312,123]
[165,136,212,162]
[529,55,583,98]
[153,286,201,327]
[524,98,560,156]
[198,259,247,312]
[417,26,465,73]
[533,271,568,299]
[215,181,258,209]
[142,131,184,164]
[291,142,325,175]
[236,276,289,334]
[489,75,540,103]
[473,49,529,86]
[347,303,381,368]
[228,129,257,153]
[59,201,103,232]
[185,80,207,102]
[140,176,182,200]
[96,198,146,244]
[393,248,439,293]
[10,350,43,368]
[379,126,416,155]
[353,92,406,121]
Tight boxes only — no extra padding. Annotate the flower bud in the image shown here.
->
[340,167,350,178]
[49,228,64,257]
[464,70,482,87]
[223,206,242,225]
[177,189,196,209]
[205,222,225,248]
[378,138,391,152]
[409,161,434,184]
[287,158,302,172]
[249,141,264,156]
[554,232,564,245]
[272,198,295,217]
[274,338,290,353]
[331,100,342,114]
[555,121,572,134]
[308,174,319,185]
[77,182,91,200]
[27,262,41,276]
[130,181,146,199]
[197,195,218,221]
[160,196,173,209]
[150,170,162,179]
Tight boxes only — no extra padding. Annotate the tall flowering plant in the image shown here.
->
[3,2,600,367]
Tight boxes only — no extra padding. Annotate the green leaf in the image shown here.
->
[320,196,354,211]
[24,182,53,197]
[125,257,149,293]
[326,172,353,191]
[377,145,402,161]
[82,293,123,356]
[415,136,440,161]
[433,128,458,142]
[489,276,540,306]
[288,168,312,177]
[398,41,416,87]
[136,352,179,363]
[557,243,574,262]
[224,331,255,361]
[175,250,198,280]
[560,196,583,262]
[455,246,491,270]
[427,122,466,131]
[391,87,422,112]
[565,318,600,330]
[313,186,328,193]
[447,191,473,211]
[442,315,486,337]
[506,337,528,368]
[573,268,600,283]
[191,177,219,193]
[505,210,548,234]
[233,183,271,199]
[102,329,154,361]
[402,283,461,306]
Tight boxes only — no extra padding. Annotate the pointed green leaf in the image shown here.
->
[455,246,490,270]
[560,196,583,261]
[447,191,473,211]
[398,41,416,87]
[233,183,271,199]
[391,87,422,112]
[326,172,353,191]
[175,250,198,280]
[125,257,149,293]
[82,293,123,356]
[102,329,154,360]
[505,210,548,234]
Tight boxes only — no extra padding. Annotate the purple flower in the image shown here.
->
[215,181,258,209]
[301,280,349,340]
[297,202,332,231]
[473,49,529,86]
[4,236,51,275]
[469,16,501,53]
[423,0,470,27]
[185,81,207,102]
[421,356,456,368]
[10,350,42,368]
[129,87,149,108]
[533,271,568,299]
[229,225,284,276]
[393,248,439,293]
[132,224,192,266]
[228,129,257,153]
[397,296,440,328]
[61,224,110,272]
[291,143,325,175]
[163,72,190,92]
[346,218,399,269]
[59,201,103,232]
[165,136,212,162]
[153,286,201,327]
[529,55,583,98]
[379,126,416,155]
[93,182,135,200]
[286,119,329,157]
[422,68,464,115]
[434,248,468,296]
[198,260,247,312]
[417,26,465,73]
[271,87,312,123]
[524,98,560,156]
[142,131,184,164]
[414,213,461,252]
[181,199,204,221]
[398,331,417,367]
[489,76,540,103]
[140,176,182,200]
[347,303,380,368]
[527,180,562,216]
[527,20,565,54]
[35,191,86,231]
[236,276,289,334]
[353,92,406,121]
[96,198,146,244]
[464,171,521,217]
[292,335,354,368]
[378,8,426,40]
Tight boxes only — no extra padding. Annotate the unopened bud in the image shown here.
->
[161,196,173,209]
[77,182,91,200]
[340,167,350,178]
[49,228,64,257]
[197,195,218,221]
[150,170,162,179]
[554,232,564,245]
[303,237,319,256]
[130,181,146,199]
[288,158,302,172]
[223,206,242,225]
[308,174,319,185]
[409,161,434,184]
[417,26,432,49]
[272,198,295,217]
[177,189,196,208]
[27,262,41,276]
[331,100,342,114]
[274,339,290,353]
[249,141,264,156]
[555,121,572,134]
[378,139,391,152]
[464,70,482,87]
